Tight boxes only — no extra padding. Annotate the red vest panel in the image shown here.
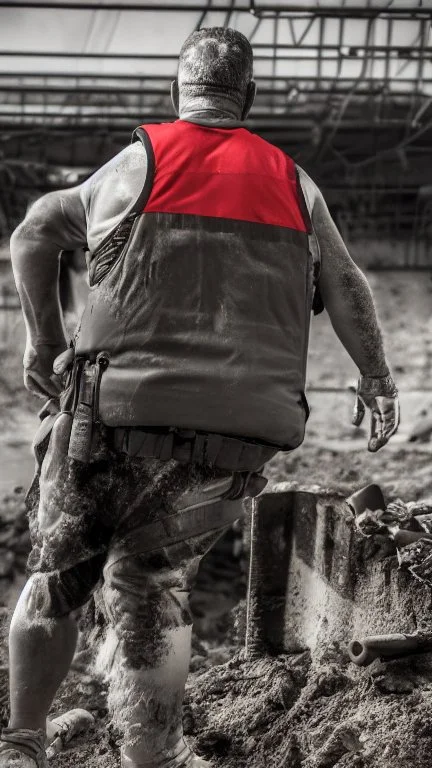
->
[142,120,308,231]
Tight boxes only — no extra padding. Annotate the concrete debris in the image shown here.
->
[2,476,432,768]
[408,550,432,586]
[406,500,432,517]
[384,499,413,526]
[351,487,432,579]
[355,508,388,537]
[397,538,432,568]
[356,498,426,539]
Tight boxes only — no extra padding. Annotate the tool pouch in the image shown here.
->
[67,361,96,463]
[67,352,110,463]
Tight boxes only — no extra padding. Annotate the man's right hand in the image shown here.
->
[23,342,68,399]
[352,373,400,452]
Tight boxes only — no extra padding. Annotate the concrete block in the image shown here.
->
[245,489,432,659]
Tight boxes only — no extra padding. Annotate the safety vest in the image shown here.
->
[75,120,315,450]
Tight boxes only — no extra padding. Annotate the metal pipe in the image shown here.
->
[348,633,432,667]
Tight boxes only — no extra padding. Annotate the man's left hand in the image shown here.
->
[23,341,68,399]
[352,373,400,452]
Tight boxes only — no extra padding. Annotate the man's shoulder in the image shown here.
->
[85,141,147,187]
[80,141,148,209]
[296,165,323,214]
[80,139,150,252]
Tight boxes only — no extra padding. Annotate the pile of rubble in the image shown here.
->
[353,487,432,584]
[184,487,432,768]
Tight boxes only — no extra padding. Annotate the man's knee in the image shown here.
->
[102,555,193,668]
[19,556,104,619]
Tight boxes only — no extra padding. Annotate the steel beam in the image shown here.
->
[0,107,427,125]
[1,72,428,81]
[252,44,430,53]
[1,44,430,57]
[0,2,429,16]
[249,3,431,18]
[2,83,430,94]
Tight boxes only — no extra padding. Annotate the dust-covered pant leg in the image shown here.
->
[101,527,229,767]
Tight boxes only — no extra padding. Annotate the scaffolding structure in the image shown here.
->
[0,0,431,258]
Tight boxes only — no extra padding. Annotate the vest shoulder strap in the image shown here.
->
[129,126,156,213]
[295,166,324,315]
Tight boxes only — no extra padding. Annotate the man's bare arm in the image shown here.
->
[298,166,399,451]
[10,187,87,397]
[10,142,148,398]
[299,170,388,376]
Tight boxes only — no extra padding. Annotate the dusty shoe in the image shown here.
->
[121,741,214,767]
[0,728,47,767]
[188,757,213,767]
[46,708,95,759]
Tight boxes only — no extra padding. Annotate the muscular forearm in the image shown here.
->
[298,165,398,450]
[310,186,389,377]
[10,189,87,398]
[321,262,389,377]
[10,188,87,346]
[11,225,66,347]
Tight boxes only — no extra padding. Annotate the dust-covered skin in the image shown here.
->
[99,524,227,763]
[102,531,227,671]
[175,28,254,122]
[296,165,390,380]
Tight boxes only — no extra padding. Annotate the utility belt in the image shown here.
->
[111,426,276,472]
[57,351,279,472]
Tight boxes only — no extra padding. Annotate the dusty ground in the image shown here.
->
[0,432,431,768]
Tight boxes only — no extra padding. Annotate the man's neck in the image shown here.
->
[178,93,244,127]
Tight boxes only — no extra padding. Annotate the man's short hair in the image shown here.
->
[178,27,253,105]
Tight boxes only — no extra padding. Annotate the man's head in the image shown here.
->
[172,27,256,120]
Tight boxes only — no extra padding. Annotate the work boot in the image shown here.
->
[0,729,47,768]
